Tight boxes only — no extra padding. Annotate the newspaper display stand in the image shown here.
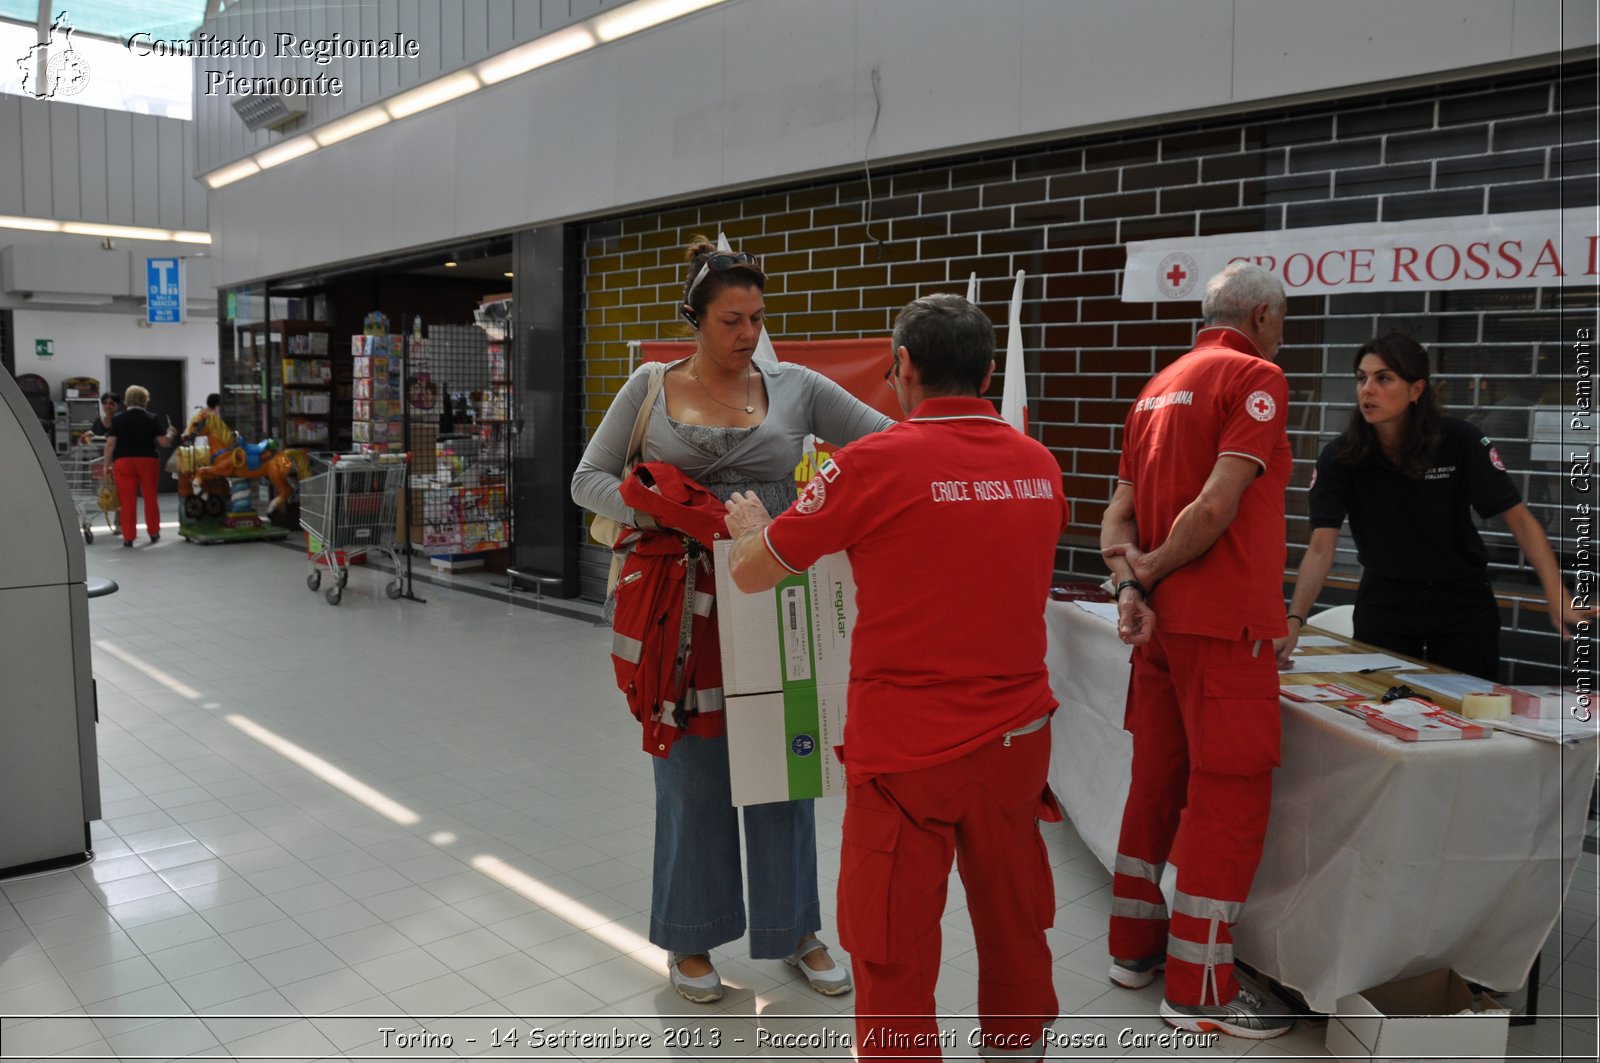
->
[58,441,115,543]
[299,453,408,605]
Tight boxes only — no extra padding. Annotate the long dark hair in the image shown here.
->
[1332,332,1442,479]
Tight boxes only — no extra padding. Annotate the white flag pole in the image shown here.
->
[1000,270,1027,432]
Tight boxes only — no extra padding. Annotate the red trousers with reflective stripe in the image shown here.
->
[840,726,1058,1061]
[1108,630,1279,1006]
[113,457,161,542]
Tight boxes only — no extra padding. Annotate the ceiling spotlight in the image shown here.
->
[503,271,514,278]
[444,261,458,268]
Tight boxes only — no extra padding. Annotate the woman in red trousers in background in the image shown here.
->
[104,385,175,546]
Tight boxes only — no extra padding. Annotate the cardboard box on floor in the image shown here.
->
[714,540,855,806]
[1326,968,1509,1062]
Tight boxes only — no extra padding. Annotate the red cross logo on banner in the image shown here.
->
[1156,252,1200,298]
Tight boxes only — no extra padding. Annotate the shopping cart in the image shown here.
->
[298,453,408,605]
[59,441,116,543]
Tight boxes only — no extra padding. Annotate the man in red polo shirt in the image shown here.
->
[724,294,1070,1061]
[1099,261,1294,1039]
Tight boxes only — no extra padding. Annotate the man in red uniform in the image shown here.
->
[1099,261,1295,1039]
[725,294,1070,1061]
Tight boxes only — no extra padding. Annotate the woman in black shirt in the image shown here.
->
[1276,333,1593,679]
[104,385,175,546]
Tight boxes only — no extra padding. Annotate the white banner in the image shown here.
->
[1122,209,1599,302]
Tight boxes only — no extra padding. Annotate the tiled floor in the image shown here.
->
[0,532,1596,1060]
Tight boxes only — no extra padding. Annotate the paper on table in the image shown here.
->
[1292,635,1344,648]
[1488,714,1600,744]
[1281,652,1424,675]
[1406,672,1499,701]
[1072,600,1122,624]
[1280,682,1367,702]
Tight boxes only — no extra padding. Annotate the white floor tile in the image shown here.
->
[458,952,560,998]
[386,971,492,1016]
[104,892,194,930]
[41,931,141,976]
[52,542,1599,1061]
[322,923,415,966]
[0,950,60,994]
[60,955,167,1005]
[122,913,217,954]
[144,936,244,981]
[276,966,381,1012]
[351,946,451,994]
[169,958,275,1011]
[248,941,347,987]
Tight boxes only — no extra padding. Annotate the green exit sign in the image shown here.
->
[35,339,53,358]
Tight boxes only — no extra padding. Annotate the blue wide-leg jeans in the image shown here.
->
[650,733,821,958]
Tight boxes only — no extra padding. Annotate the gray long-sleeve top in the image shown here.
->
[571,358,894,525]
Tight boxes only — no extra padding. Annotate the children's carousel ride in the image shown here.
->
[172,408,309,544]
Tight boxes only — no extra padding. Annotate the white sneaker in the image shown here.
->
[1160,985,1294,1040]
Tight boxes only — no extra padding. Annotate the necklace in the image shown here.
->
[691,357,755,415]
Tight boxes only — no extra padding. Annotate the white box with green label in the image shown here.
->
[714,540,856,806]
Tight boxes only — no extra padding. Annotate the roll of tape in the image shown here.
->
[1460,692,1511,721]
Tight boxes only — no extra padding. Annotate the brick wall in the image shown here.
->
[578,61,1598,683]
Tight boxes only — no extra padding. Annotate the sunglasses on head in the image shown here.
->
[685,252,763,302]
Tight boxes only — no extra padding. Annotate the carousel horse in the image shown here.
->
[178,409,311,515]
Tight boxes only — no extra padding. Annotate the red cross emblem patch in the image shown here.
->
[1246,390,1276,422]
[1157,252,1199,298]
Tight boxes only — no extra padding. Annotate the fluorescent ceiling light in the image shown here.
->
[314,107,390,147]
[172,230,213,245]
[256,135,317,170]
[209,0,729,188]
[63,222,175,241]
[594,0,726,42]
[205,159,260,188]
[0,215,62,233]
[386,71,481,118]
[26,292,115,305]
[477,25,595,84]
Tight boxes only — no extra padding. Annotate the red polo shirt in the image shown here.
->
[1116,326,1291,641]
[762,396,1071,778]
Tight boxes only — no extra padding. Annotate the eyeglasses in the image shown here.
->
[685,252,763,302]
[883,351,900,384]
[1380,684,1416,704]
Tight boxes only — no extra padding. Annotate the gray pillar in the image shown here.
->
[511,224,581,596]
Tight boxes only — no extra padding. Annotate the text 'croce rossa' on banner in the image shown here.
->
[1122,209,1597,302]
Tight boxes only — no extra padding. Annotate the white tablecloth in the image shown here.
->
[1044,600,1597,1012]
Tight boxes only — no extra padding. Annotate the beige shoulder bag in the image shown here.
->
[590,362,666,593]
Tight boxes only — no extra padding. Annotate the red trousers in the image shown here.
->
[1109,630,1280,1006]
[113,457,161,542]
[840,725,1057,1061]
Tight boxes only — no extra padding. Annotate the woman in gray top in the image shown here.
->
[571,237,891,1003]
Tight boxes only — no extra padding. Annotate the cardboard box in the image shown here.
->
[1326,969,1508,1063]
[714,541,856,805]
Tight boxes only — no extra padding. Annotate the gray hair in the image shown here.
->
[1201,262,1285,326]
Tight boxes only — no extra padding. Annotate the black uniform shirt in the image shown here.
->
[1307,417,1523,583]
[108,407,169,460]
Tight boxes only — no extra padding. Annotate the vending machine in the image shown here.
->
[0,369,100,877]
